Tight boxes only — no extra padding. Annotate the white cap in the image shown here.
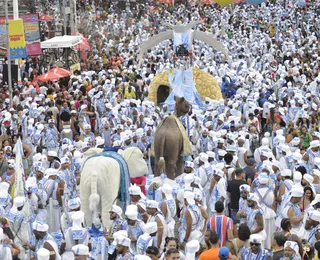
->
[45,168,59,177]
[32,221,49,232]
[144,222,157,234]
[310,140,320,149]
[185,240,200,260]
[247,193,261,207]
[185,161,194,168]
[281,169,292,177]
[60,157,70,165]
[37,248,50,260]
[284,241,299,254]
[129,185,142,196]
[303,174,314,184]
[14,196,25,208]
[310,210,320,222]
[125,205,138,221]
[68,197,81,210]
[117,237,131,247]
[249,234,262,244]
[47,151,58,157]
[146,200,159,209]
[111,205,123,218]
[239,184,250,192]
[72,244,90,256]
[291,186,304,197]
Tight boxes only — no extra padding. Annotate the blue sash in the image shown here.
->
[87,151,130,203]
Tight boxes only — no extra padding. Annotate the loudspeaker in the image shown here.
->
[2,64,18,85]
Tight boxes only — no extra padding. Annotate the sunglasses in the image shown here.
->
[250,242,260,246]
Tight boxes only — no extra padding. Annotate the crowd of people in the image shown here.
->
[0,0,320,259]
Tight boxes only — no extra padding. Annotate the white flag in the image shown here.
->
[13,138,25,198]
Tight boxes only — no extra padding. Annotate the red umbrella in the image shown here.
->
[71,32,91,51]
[159,0,172,4]
[48,68,72,77]
[37,72,64,82]
[202,0,214,4]
[39,14,54,21]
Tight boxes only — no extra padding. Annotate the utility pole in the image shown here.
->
[63,0,67,35]
[5,0,13,106]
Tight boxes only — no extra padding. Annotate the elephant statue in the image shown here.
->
[153,97,192,180]
[80,147,148,228]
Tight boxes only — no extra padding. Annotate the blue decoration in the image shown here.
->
[87,151,130,204]
[246,0,264,4]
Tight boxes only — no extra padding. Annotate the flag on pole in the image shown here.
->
[13,137,25,198]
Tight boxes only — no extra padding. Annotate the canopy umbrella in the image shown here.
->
[37,71,66,82]
[158,0,172,4]
[71,32,91,51]
[48,68,72,77]
[39,14,54,21]
[202,0,214,4]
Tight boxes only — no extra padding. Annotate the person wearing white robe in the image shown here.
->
[254,173,276,250]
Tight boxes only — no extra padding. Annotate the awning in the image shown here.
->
[40,35,83,49]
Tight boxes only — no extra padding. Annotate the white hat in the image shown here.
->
[291,186,304,197]
[47,151,58,157]
[303,174,314,184]
[239,184,250,192]
[37,248,50,260]
[60,157,70,165]
[261,138,269,146]
[68,197,81,210]
[310,210,320,222]
[185,240,200,260]
[146,200,159,209]
[125,205,138,221]
[311,194,320,206]
[111,205,123,218]
[72,244,90,256]
[95,136,105,147]
[129,185,142,196]
[281,169,292,177]
[80,104,88,110]
[144,222,158,234]
[162,184,173,200]
[247,193,261,207]
[113,140,122,147]
[185,161,194,168]
[218,149,227,157]
[249,234,262,244]
[293,171,302,182]
[284,241,299,255]
[117,237,131,247]
[207,151,215,158]
[45,168,59,177]
[310,140,320,149]
[258,173,269,184]
[184,191,195,205]
[113,230,128,240]
[32,221,49,232]
[292,152,302,161]
[314,157,320,166]
[14,196,25,208]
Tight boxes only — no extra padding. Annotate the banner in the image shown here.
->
[23,14,42,56]
[0,14,42,56]
[8,19,27,59]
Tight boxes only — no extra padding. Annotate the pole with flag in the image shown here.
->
[13,137,25,198]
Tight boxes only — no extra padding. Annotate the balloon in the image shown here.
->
[246,0,264,4]
[214,0,234,6]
